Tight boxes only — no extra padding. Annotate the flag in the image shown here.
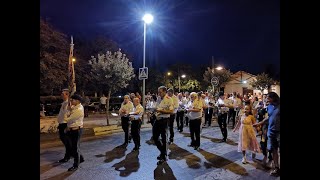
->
[68,36,75,95]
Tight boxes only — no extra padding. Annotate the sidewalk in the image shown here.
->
[40,113,221,145]
[40,113,153,144]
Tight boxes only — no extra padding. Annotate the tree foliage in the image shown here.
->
[72,36,119,96]
[203,67,232,90]
[250,73,274,91]
[89,49,135,125]
[40,18,69,95]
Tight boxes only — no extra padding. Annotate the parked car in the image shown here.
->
[42,98,63,116]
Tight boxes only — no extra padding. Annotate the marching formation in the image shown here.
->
[55,86,280,177]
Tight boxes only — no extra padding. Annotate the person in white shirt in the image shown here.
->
[118,95,134,147]
[153,86,174,165]
[129,98,144,151]
[176,93,187,132]
[167,88,179,144]
[204,93,215,127]
[65,94,85,171]
[99,94,107,112]
[57,89,72,163]
[186,92,203,150]
[183,92,191,126]
[215,92,230,142]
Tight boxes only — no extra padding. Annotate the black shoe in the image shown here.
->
[179,130,183,133]
[219,139,226,143]
[194,146,199,150]
[80,158,84,163]
[270,167,280,176]
[132,146,139,151]
[117,143,128,148]
[58,158,69,163]
[68,166,78,171]
[187,144,194,147]
[157,155,162,160]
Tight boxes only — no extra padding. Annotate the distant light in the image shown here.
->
[118,96,121,98]
[181,74,186,78]
[216,66,223,70]
[72,58,76,62]
[142,14,154,24]
[167,72,171,76]
[243,80,247,84]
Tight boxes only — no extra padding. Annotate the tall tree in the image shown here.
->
[40,18,69,95]
[73,36,120,96]
[250,73,275,92]
[89,49,135,125]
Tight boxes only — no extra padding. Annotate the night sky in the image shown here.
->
[40,0,280,75]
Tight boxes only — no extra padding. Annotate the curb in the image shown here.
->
[40,123,153,143]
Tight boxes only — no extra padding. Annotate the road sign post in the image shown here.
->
[139,67,148,80]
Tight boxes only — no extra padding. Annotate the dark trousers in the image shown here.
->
[261,124,273,160]
[204,108,213,126]
[168,114,175,140]
[189,118,201,147]
[131,120,142,148]
[67,128,84,167]
[228,108,236,127]
[58,123,71,159]
[121,116,130,143]
[84,105,89,117]
[218,113,228,140]
[153,118,169,158]
[176,111,185,131]
[185,116,189,126]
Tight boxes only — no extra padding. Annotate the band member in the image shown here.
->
[153,86,174,165]
[65,94,85,171]
[215,92,230,142]
[176,93,187,132]
[167,88,179,144]
[57,89,72,163]
[118,95,134,148]
[129,98,144,151]
[204,93,215,127]
[185,92,203,150]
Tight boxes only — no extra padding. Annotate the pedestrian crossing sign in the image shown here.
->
[139,67,148,80]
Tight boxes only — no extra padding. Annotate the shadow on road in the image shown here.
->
[154,162,177,180]
[198,148,248,176]
[112,150,140,177]
[40,162,61,174]
[44,171,75,180]
[95,146,127,163]
[201,135,238,146]
[168,143,201,169]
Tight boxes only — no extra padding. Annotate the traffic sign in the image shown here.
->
[211,76,219,86]
[139,67,148,80]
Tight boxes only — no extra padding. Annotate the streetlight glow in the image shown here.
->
[243,80,247,84]
[142,14,154,24]
[216,66,223,70]
[181,74,186,78]
[167,72,171,76]
[72,58,76,62]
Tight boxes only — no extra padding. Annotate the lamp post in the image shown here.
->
[142,13,153,114]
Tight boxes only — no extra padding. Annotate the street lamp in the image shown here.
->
[142,13,153,116]
[178,74,186,92]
